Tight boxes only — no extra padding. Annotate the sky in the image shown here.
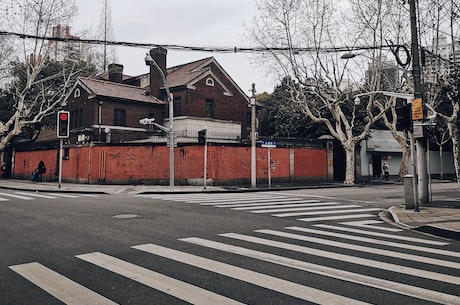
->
[72,0,277,94]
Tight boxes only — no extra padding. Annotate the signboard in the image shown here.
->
[411,98,424,121]
[261,140,276,148]
[413,124,424,139]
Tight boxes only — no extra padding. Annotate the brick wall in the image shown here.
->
[13,144,327,185]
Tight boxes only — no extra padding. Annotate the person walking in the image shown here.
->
[32,161,46,182]
[382,161,390,181]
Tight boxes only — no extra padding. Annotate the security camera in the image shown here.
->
[354,97,361,105]
[144,53,153,66]
[139,118,155,125]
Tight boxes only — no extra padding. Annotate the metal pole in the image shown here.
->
[268,147,271,188]
[410,131,419,211]
[169,93,174,190]
[409,0,428,205]
[58,138,63,189]
[251,83,257,188]
[204,127,207,190]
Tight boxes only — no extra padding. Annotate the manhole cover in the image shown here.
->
[112,214,141,219]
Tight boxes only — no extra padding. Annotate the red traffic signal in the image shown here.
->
[57,111,70,138]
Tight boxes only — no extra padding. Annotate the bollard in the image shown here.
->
[404,174,414,209]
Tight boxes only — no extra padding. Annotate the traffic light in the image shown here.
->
[396,104,412,132]
[198,129,206,145]
[57,111,70,138]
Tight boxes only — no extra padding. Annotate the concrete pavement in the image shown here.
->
[1,178,459,241]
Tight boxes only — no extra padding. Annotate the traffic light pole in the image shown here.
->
[58,138,63,189]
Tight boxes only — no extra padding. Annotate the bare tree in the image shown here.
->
[348,0,415,182]
[95,0,118,71]
[251,0,391,184]
[419,0,460,187]
[430,123,451,180]
[0,0,84,152]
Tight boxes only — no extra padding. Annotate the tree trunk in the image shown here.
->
[439,146,444,181]
[450,122,460,191]
[393,133,410,182]
[344,146,356,185]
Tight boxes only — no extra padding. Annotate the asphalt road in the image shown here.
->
[1,186,459,305]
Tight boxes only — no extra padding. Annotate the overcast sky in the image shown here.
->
[72,0,277,94]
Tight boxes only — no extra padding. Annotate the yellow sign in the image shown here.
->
[411,98,423,121]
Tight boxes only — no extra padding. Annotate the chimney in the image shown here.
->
[108,63,124,83]
[148,47,167,98]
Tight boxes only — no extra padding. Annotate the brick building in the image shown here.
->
[63,47,252,145]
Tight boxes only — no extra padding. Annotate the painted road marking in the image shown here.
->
[9,262,118,305]
[221,233,460,285]
[76,252,245,305]
[132,243,371,305]
[181,237,460,305]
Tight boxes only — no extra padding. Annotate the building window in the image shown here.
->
[205,99,214,118]
[70,109,84,128]
[79,109,83,127]
[173,97,181,116]
[73,88,80,98]
[114,109,126,126]
[205,77,215,86]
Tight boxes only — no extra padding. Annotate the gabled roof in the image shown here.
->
[166,57,250,101]
[78,78,165,105]
[166,57,213,88]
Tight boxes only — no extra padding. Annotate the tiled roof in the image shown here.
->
[79,78,164,105]
[166,57,214,88]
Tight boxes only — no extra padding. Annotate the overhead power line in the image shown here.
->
[0,30,401,54]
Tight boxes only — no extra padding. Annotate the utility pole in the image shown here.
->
[409,0,429,207]
[250,83,257,189]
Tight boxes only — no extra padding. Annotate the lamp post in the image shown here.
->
[145,52,174,190]
[250,83,257,189]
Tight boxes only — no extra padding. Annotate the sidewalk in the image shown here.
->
[1,179,459,241]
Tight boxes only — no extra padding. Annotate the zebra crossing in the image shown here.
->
[136,192,384,223]
[0,191,99,201]
[9,223,460,304]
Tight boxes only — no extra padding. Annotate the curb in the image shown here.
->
[387,206,460,241]
[414,225,460,241]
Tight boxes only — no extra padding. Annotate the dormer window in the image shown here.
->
[73,88,80,98]
[205,77,215,86]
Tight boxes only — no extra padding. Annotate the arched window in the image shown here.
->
[205,77,215,86]
[73,88,80,98]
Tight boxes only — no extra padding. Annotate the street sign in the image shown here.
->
[411,98,423,121]
[261,140,276,148]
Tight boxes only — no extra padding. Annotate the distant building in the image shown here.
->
[48,24,93,64]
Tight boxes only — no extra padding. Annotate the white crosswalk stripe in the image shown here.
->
[9,262,118,305]
[0,192,35,200]
[15,192,57,199]
[219,233,460,285]
[132,243,372,305]
[339,220,404,232]
[0,191,100,202]
[76,252,245,305]
[9,223,460,304]
[136,192,383,222]
[180,237,460,305]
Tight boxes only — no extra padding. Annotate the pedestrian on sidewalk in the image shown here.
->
[32,161,46,182]
[382,162,390,181]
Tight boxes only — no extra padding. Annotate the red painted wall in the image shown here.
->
[13,145,327,185]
